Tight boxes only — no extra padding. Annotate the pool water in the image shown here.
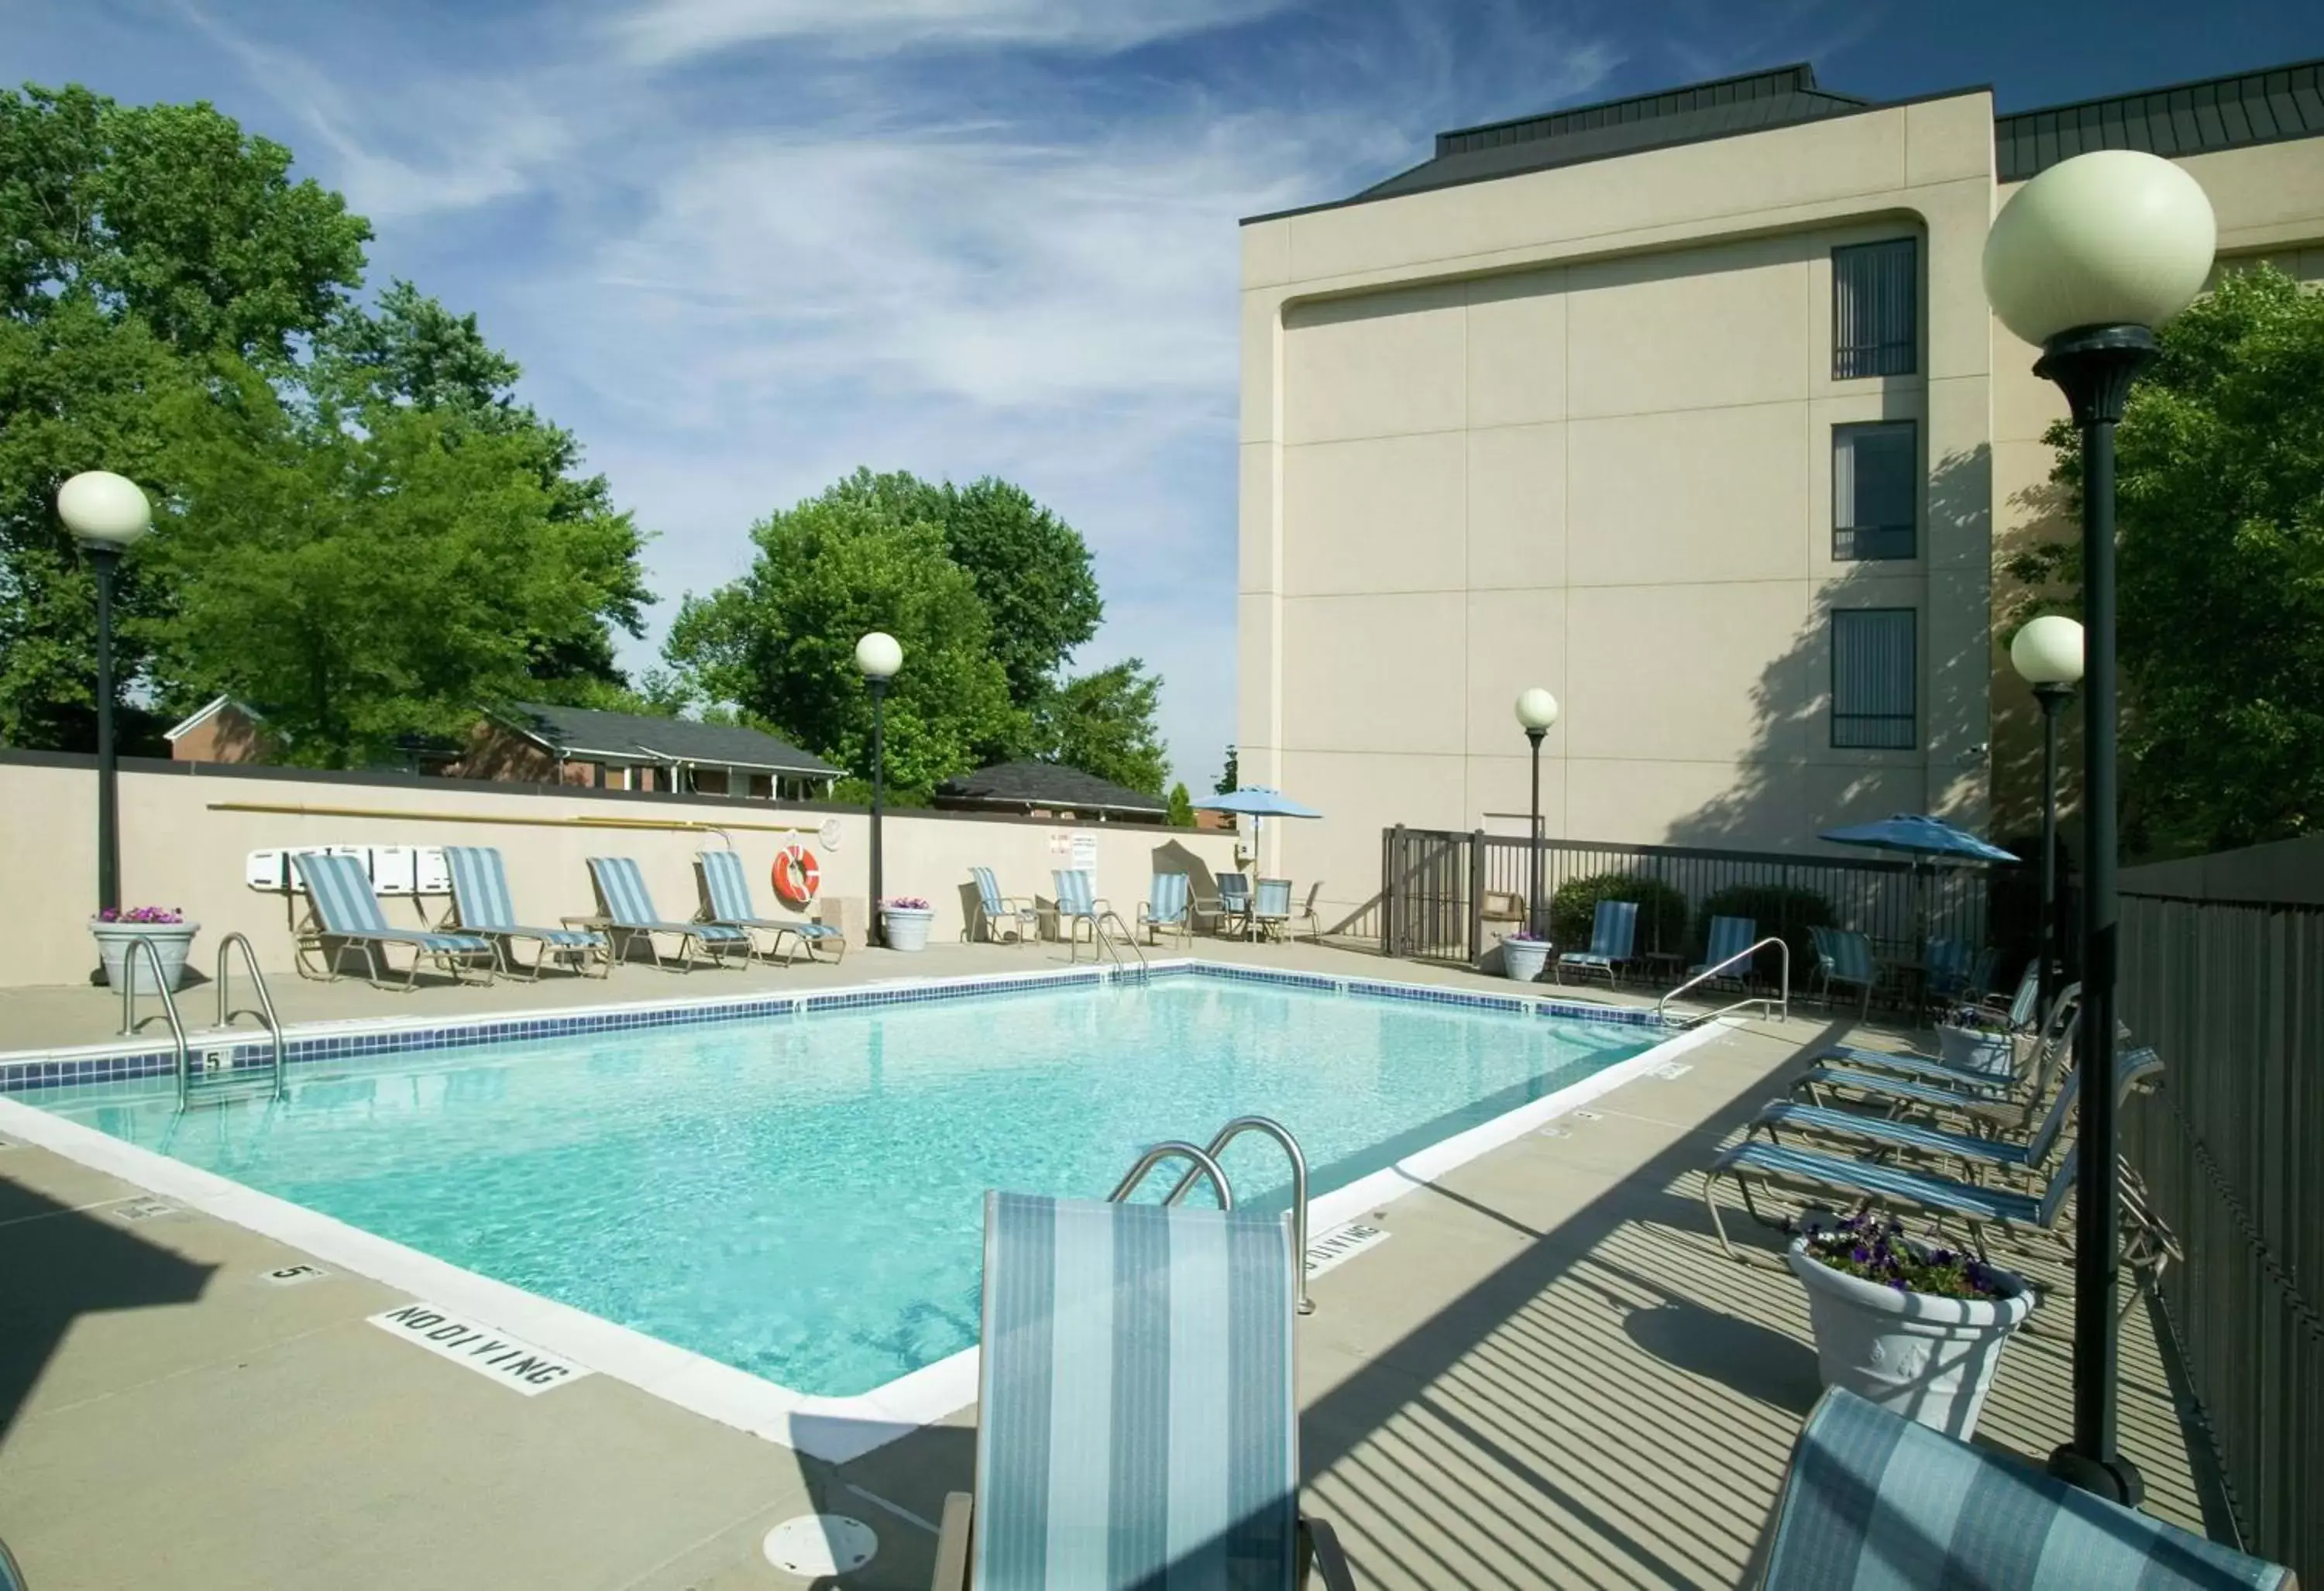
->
[36,980,1655,1396]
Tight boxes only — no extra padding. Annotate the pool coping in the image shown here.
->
[0,961,1729,1464]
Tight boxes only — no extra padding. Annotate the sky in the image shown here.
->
[9,0,2323,789]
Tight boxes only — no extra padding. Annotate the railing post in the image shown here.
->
[1384,825,1404,958]
[1468,829,1487,967]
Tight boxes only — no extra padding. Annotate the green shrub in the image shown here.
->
[1693,884,1836,984]
[1549,871,1690,956]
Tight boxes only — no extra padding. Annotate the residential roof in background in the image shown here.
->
[934,759,1167,818]
[504,703,840,778]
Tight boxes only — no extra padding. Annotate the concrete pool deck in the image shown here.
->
[0,942,2216,1588]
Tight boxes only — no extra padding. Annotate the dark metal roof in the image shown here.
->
[1996,57,2324,180]
[933,760,1166,818]
[1353,64,1868,204]
[504,703,840,778]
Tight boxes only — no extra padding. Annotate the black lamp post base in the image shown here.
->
[2047,1442,2144,1507]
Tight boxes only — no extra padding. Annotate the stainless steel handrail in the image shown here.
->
[1655,936,1791,1026]
[1068,906,1149,974]
[214,932,287,1099]
[1109,1141,1234,1208]
[115,937,192,1101]
[1165,1115,1315,1314]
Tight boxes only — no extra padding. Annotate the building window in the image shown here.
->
[1832,239,1916,378]
[1831,609,1917,749]
[1833,421,1917,561]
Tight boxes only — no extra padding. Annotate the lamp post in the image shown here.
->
[1513,689,1560,939]
[57,471,154,918]
[855,631,902,948]
[2010,616,2085,1027]
[1983,148,2215,1506]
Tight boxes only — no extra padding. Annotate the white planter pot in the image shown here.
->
[89,919,201,994]
[1787,1239,2035,1440]
[1937,1025,2018,1079]
[882,907,934,953]
[1501,939,1551,982]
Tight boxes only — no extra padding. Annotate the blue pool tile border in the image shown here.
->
[0,958,1668,1094]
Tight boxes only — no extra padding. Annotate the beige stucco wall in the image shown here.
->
[1242,91,2003,930]
[0,762,1236,988]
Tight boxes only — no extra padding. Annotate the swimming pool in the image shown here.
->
[10,971,1671,1407]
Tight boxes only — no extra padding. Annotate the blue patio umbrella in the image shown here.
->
[1192,787,1322,876]
[1817,815,2019,968]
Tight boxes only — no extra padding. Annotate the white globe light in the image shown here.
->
[2010,614,2086,688]
[1983,150,2217,346]
[854,631,903,681]
[1514,687,1559,733]
[56,471,153,550]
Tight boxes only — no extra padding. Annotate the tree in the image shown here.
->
[662,487,1016,799]
[1030,658,1169,794]
[142,361,650,767]
[1215,744,1239,795]
[1166,782,1196,828]
[2003,266,2324,855]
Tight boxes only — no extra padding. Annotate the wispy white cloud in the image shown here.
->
[610,0,1296,67]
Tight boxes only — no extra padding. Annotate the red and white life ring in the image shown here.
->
[772,844,821,908]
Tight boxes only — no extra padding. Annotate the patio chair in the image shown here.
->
[968,866,1037,947]
[1136,871,1192,947]
[1479,889,1529,940]
[1052,868,1112,957]
[1252,876,1294,941]
[1754,1046,2161,1187]
[1803,987,2080,1112]
[696,850,847,966]
[586,856,749,971]
[1758,1386,2294,1589]
[291,850,495,991]
[442,846,609,980]
[1690,914,1758,985]
[1194,872,1253,939]
[1810,925,1879,1015]
[930,1192,1359,1591]
[1556,899,1637,988]
[1291,881,1326,942]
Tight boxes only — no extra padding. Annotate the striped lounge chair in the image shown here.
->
[291,850,494,990]
[1052,868,1112,959]
[585,856,748,972]
[696,850,847,966]
[1690,914,1758,987]
[1810,925,1880,1015]
[1557,899,1637,988]
[442,846,607,980]
[1754,1047,2162,1186]
[1136,871,1191,947]
[932,1192,1358,1590]
[1705,1134,2080,1264]
[1760,1387,2293,1589]
[969,867,1038,947]
[1799,993,2080,1124]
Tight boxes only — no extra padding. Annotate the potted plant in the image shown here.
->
[1786,1212,2035,1439]
[882,897,935,953]
[1501,931,1551,983]
[89,905,201,993]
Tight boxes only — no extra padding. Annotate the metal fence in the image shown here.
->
[1380,827,1993,986]
[2117,854,2324,1578]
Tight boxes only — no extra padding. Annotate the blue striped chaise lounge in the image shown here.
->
[292,850,493,991]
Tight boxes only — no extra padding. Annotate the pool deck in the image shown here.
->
[0,940,2217,1588]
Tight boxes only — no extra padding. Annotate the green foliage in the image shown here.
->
[1693,883,1834,983]
[1215,744,1238,796]
[1549,871,1689,956]
[662,490,1016,799]
[144,362,647,767]
[1030,658,1168,795]
[2003,266,2324,855]
[0,82,648,754]
[1166,782,1196,829]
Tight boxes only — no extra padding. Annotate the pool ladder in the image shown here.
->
[1109,1115,1315,1315]
[119,932,287,1106]
[1066,907,1148,976]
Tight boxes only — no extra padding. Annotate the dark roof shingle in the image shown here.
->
[934,760,1166,817]
[505,703,840,777]
[1996,57,2324,180]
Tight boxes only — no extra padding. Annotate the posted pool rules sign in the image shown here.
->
[368,1303,592,1396]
